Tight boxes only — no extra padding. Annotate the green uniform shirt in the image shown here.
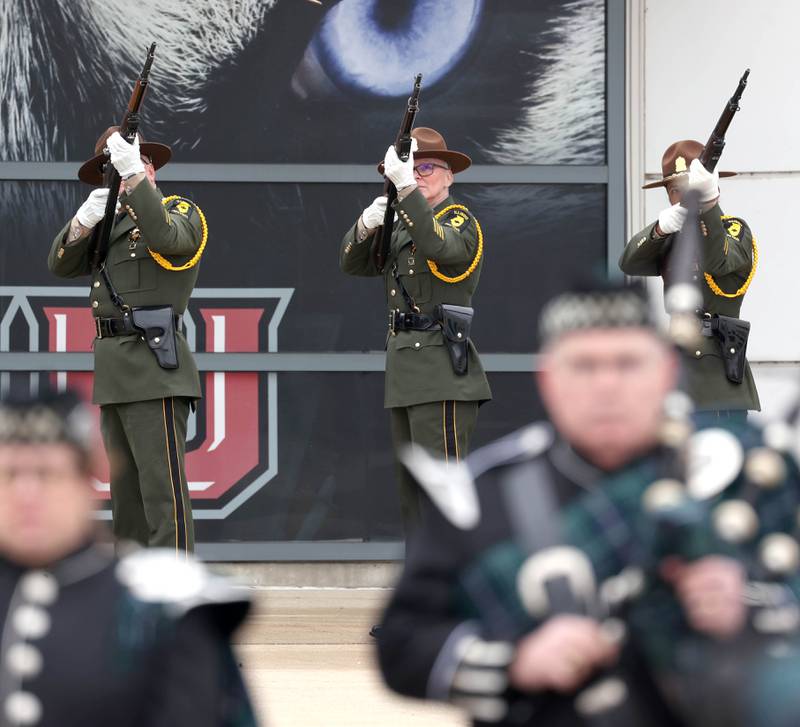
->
[48,182,204,405]
[340,189,492,408]
[620,203,760,411]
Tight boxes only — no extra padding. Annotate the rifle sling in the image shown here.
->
[391,256,420,313]
[99,261,128,312]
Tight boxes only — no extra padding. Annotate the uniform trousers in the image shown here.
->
[100,397,194,553]
[390,400,479,529]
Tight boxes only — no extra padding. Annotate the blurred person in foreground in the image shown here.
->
[377,280,800,726]
[0,389,257,727]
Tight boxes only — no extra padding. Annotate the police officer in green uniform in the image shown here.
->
[340,127,491,527]
[620,139,760,418]
[47,127,206,553]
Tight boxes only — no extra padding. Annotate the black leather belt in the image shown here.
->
[388,310,441,335]
[95,313,181,339]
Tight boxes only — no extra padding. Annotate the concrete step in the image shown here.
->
[211,561,402,589]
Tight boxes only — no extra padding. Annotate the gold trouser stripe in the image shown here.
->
[161,398,187,554]
[453,401,460,462]
[169,397,189,558]
[442,401,449,464]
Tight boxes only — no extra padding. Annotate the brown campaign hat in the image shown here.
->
[642,139,736,189]
[77,126,172,185]
[377,127,472,175]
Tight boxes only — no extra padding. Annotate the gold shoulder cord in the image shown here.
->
[703,215,758,298]
[426,204,484,284]
[147,195,209,271]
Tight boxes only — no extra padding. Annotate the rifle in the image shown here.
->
[374,74,422,273]
[698,68,750,172]
[89,43,157,271]
[666,69,751,341]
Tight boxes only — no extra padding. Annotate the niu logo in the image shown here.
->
[0,286,292,519]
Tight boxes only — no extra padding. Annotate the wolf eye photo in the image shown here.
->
[0,1,798,726]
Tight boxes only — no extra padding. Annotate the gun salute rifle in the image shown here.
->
[698,68,750,173]
[374,74,422,273]
[88,42,157,272]
[85,44,178,371]
[667,69,752,383]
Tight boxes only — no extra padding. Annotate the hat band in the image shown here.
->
[661,171,689,184]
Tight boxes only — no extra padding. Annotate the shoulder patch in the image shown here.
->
[722,216,746,241]
[400,444,480,529]
[165,196,196,219]
[467,423,554,480]
[441,206,472,231]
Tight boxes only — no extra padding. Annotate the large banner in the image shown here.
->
[0,0,608,545]
[0,0,605,165]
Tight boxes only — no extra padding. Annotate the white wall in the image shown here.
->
[632,0,800,420]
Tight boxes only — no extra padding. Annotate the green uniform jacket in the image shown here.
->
[47,183,204,406]
[340,189,492,409]
[620,203,760,411]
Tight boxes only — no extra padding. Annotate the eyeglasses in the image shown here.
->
[413,162,450,178]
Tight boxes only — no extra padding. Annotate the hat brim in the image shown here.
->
[377,149,472,176]
[77,142,172,185]
[642,170,736,190]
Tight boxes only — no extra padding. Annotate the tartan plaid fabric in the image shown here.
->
[450,418,800,720]
[381,418,800,726]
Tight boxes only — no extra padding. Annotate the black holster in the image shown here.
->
[131,306,179,369]
[704,314,750,384]
[436,304,473,376]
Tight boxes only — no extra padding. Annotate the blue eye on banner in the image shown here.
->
[308,0,483,97]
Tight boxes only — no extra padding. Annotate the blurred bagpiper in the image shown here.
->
[378,276,800,727]
[0,389,256,727]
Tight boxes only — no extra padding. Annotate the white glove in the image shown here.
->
[383,138,418,189]
[657,203,689,235]
[687,158,719,203]
[106,131,145,179]
[361,195,388,229]
[76,188,118,228]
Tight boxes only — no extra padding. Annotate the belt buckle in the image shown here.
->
[95,318,102,340]
[389,310,397,336]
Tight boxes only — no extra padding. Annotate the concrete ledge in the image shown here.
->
[209,561,402,589]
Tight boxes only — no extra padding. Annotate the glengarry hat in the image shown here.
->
[0,389,94,469]
[538,280,656,346]
[377,127,472,175]
[78,125,172,186]
[642,139,736,190]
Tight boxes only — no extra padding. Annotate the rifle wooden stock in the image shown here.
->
[699,68,750,173]
[374,74,422,272]
[89,43,157,271]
